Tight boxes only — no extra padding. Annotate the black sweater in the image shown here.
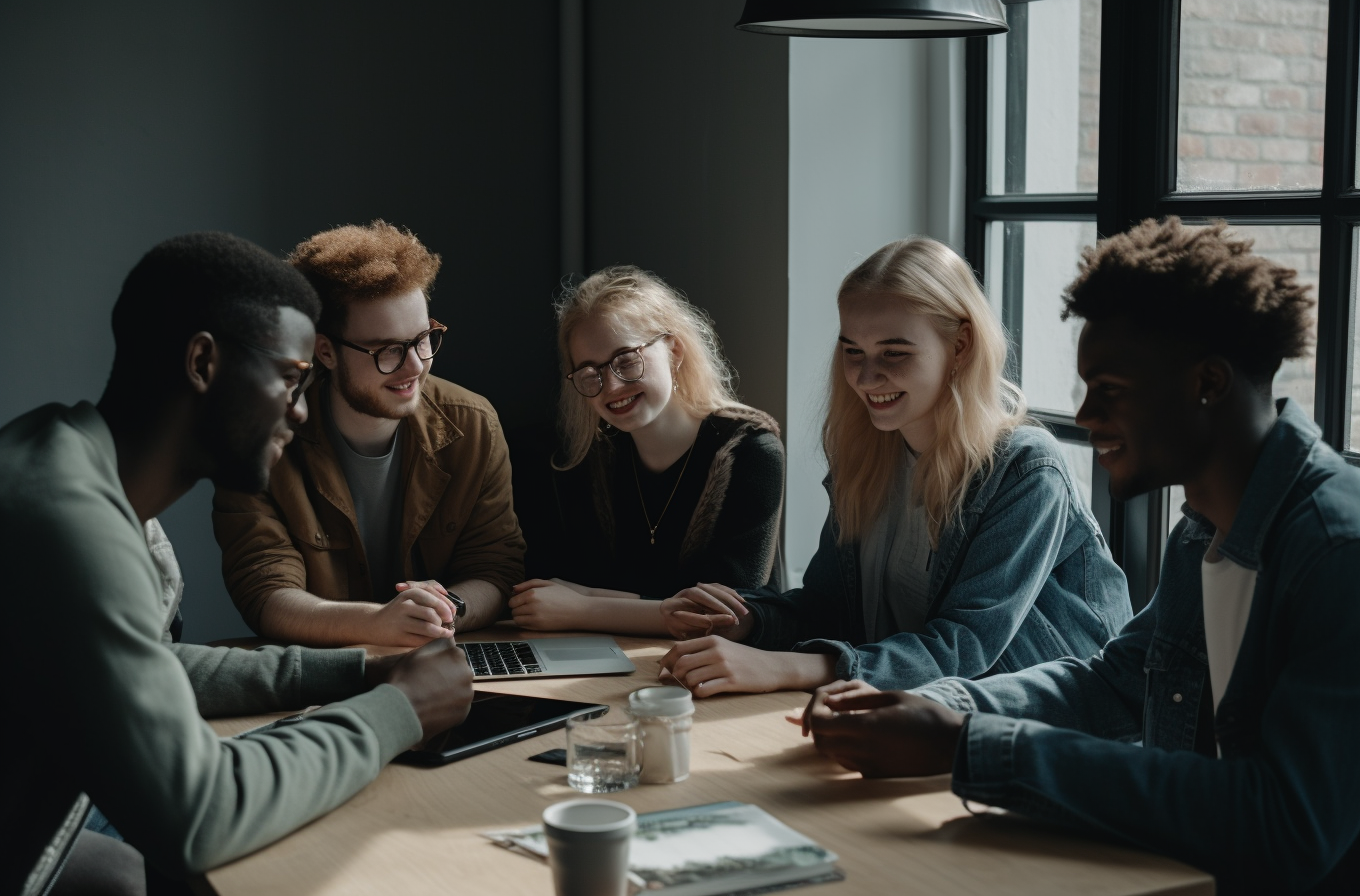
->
[537,409,785,600]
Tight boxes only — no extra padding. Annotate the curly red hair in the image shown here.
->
[289,220,441,336]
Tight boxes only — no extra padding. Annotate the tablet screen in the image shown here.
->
[402,692,608,765]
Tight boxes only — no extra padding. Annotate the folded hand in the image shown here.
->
[659,582,749,640]
[659,636,790,697]
[508,579,590,631]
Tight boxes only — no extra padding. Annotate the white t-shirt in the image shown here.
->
[144,517,184,636]
[1201,529,1257,721]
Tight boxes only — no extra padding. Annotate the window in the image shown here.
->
[1177,0,1328,192]
[965,0,1360,609]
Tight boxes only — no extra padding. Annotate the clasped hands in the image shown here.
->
[370,579,460,647]
[358,581,477,739]
[656,583,778,696]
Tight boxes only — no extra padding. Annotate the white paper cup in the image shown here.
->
[542,799,636,896]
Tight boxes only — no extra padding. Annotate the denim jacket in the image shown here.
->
[743,426,1131,689]
[915,400,1360,895]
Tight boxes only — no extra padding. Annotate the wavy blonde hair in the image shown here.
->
[825,238,1027,546]
[554,266,744,469]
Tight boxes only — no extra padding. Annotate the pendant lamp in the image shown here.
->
[735,0,1010,38]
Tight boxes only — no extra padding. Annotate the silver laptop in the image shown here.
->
[461,636,635,681]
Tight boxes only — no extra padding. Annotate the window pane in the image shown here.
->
[1350,228,1360,450]
[1226,224,1320,417]
[986,220,1098,415]
[1056,440,1095,512]
[1167,483,1188,538]
[1177,0,1328,192]
[986,0,1101,194]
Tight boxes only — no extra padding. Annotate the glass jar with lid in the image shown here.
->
[627,686,693,784]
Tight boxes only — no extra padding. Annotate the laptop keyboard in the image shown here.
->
[463,641,543,677]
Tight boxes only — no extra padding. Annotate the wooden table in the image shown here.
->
[203,632,1214,896]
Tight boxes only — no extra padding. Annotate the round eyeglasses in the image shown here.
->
[333,319,447,374]
[219,334,315,408]
[566,333,670,398]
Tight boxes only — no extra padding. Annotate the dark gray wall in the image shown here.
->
[0,1,561,642]
[0,1,789,643]
[584,1,789,430]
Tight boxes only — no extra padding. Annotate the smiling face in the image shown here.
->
[567,314,680,434]
[203,306,315,492]
[1075,317,1212,501]
[838,291,964,452]
[318,287,432,420]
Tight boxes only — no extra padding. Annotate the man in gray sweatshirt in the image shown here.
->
[1,232,474,895]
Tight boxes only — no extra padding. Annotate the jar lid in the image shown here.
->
[628,685,693,717]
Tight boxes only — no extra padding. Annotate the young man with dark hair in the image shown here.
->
[2,233,475,895]
[213,220,526,647]
[801,218,1360,895]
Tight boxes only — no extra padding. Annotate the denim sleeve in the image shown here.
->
[912,598,1154,742]
[741,504,859,651]
[951,542,1360,894]
[794,462,1078,690]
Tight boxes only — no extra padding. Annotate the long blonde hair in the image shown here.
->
[825,238,1027,546]
[554,266,744,469]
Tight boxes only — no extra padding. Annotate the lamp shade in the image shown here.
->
[735,0,1008,38]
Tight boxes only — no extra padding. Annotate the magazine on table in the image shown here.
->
[483,801,843,896]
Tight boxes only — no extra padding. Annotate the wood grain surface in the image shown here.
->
[202,631,1214,896]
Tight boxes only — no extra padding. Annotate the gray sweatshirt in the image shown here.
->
[1,402,422,894]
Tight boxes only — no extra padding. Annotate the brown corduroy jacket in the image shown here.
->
[213,375,525,634]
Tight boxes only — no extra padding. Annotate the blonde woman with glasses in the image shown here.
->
[657,237,1132,696]
[509,266,784,635]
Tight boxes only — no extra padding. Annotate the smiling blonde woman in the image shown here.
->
[509,266,784,635]
[658,237,1132,697]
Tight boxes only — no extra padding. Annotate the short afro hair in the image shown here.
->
[288,220,441,337]
[1062,217,1315,382]
[110,232,320,382]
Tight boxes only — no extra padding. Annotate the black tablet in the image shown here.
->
[395,691,609,766]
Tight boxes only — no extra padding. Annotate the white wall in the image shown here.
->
[785,38,964,584]
[1025,0,1083,193]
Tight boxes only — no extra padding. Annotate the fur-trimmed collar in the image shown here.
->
[678,407,780,561]
[589,406,781,564]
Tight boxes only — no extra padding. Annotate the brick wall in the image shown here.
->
[1177,0,1327,192]
[1175,1,1343,438]
[1040,0,1353,444]
[1077,0,1100,192]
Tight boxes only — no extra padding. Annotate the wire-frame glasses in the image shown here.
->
[566,333,670,397]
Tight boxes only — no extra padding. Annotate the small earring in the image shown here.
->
[950,367,958,383]
[1200,397,1208,406]
[673,382,679,393]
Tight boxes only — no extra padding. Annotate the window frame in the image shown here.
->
[963,0,1360,610]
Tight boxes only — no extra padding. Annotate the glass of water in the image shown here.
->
[565,713,639,794]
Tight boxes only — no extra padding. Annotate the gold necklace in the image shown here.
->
[631,440,697,545]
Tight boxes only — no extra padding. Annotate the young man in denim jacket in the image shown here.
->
[800,217,1360,895]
